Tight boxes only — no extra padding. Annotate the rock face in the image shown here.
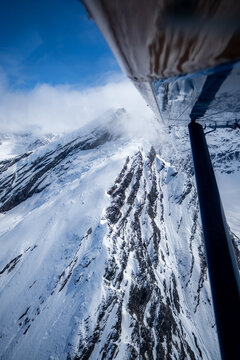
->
[0,115,239,360]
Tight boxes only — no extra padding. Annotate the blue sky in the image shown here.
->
[0,0,121,89]
[0,0,152,137]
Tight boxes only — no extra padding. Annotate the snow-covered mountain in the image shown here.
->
[0,110,239,360]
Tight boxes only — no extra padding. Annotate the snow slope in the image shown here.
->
[0,111,239,360]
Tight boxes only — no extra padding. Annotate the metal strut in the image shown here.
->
[188,121,240,360]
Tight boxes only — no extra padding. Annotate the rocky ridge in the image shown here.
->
[0,115,239,360]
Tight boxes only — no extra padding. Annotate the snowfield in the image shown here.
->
[0,110,239,360]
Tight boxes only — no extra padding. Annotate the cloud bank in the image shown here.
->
[0,75,156,138]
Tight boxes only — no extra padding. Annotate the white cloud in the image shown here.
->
[0,75,156,138]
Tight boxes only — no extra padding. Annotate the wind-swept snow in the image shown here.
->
[0,111,239,359]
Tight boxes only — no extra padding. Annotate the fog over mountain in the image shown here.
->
[0,77,152,135]
[0,100,239,359]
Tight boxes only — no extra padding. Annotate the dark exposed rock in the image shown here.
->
[128,285,152,322]
[171,273,180,313]
[0,152,31,175]
[0,129,115,212]
[18,307,31,321]
[0,254,22,275]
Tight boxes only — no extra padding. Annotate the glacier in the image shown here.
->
[0,109,239,360]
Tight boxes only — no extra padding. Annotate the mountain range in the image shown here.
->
[0,109,239,360]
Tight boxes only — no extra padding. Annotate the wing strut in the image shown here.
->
[188,120,240,360]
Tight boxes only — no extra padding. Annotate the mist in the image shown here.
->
[0,76,157,139]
